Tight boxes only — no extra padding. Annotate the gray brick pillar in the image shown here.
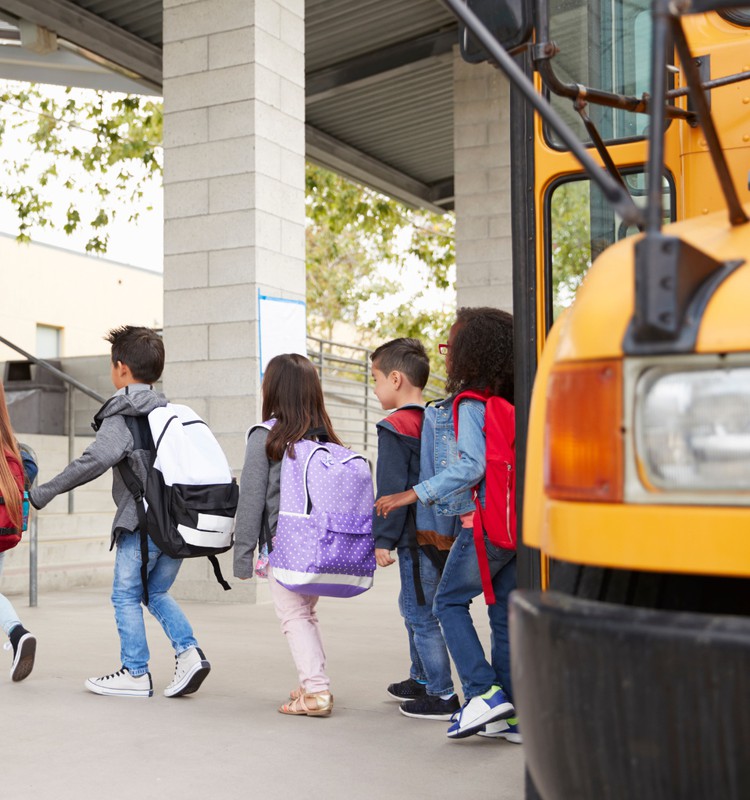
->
[453,50,513,311]
[162,0,305,601]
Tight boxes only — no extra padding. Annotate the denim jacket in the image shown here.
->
[414,397,485,522]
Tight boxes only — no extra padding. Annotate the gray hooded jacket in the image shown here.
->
[29,384,168,545]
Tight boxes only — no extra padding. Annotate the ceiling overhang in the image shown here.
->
[0,0,458,212]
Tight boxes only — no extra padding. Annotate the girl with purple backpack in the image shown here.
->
[233,353,344,717]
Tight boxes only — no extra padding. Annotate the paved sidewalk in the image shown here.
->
[2,565,524,799]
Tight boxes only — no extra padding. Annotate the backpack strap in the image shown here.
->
[118,416,155,606]
[117,455,153,606]
[451,390,498,605]
[208,554,231,591]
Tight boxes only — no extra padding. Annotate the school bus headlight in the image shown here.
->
[635,366,750,491]
[545,360,623,502]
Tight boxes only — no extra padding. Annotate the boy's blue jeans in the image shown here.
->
[397,546,454,697]
[433,525,516,703]
[112,531,197,676]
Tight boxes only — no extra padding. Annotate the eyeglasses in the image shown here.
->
[438,343,450,355]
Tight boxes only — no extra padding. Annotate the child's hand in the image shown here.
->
[375,489,417,518]
[375,548,395,567]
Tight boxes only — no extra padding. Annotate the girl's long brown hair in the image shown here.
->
[262,354,343,461]
[0,382,23,529]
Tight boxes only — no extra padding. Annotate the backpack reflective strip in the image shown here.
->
[177,524,234,549]
[271,567,374,588]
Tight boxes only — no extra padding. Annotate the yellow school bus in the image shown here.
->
[446,0,750,797]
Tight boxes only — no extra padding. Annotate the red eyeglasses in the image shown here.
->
[438,343,450,355]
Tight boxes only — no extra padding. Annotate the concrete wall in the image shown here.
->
[453,50,513,311]
[162,0,306,472]
[0,233,162,362]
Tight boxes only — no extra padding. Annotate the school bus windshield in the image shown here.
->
[544,0,653,147]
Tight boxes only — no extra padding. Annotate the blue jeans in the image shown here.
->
[112,531,197,676]
[433,526,516,702]
[397,546,454,697]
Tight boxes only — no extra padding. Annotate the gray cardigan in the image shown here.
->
[29,384,167,545]
[232,426,281,580]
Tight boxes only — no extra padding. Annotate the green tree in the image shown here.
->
[0,83,456,359]
[0,83,161,253]
[306,163,455,363]
[549,179,592,317]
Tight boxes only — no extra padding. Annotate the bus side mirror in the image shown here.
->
[459,0,533,63]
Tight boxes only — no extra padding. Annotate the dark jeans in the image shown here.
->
[397,546,454,697]
[433,525,516,702]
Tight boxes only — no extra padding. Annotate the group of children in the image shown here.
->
[0,309,518,743]
[371,307,518,741]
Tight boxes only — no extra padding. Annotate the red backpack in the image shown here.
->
[452,391,516,604]
[0,453,27,553]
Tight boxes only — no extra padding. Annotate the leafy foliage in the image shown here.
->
[0,82,162,252]
[0,83,456,361]
[549,178,592,317]
[306,163,455,362]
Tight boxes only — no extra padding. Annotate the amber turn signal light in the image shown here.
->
[544,360,623,502]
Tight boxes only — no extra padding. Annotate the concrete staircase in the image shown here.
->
[2,433,114,597]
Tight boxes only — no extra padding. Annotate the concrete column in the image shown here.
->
[453,49,513,311]
[162,0,305,600]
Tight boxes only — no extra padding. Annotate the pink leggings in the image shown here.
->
[267,566,330,694]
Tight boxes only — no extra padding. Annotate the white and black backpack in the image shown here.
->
[118,404,238,602]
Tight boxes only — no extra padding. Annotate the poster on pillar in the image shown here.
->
[258,292,307,376]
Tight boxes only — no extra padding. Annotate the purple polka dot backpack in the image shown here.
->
[253,421,376,598]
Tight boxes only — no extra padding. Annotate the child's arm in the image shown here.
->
[375,488,417,519]
[372,422,417,565]
[233,428,270,580]
[29,416,132,509]
[413,400,486,507]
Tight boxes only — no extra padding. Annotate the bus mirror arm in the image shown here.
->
[441,0,646,229]
[574,99,637,222]
[533,41,697,125]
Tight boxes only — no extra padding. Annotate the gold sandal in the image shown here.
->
[289,686,335,709]
[279,691,333,717]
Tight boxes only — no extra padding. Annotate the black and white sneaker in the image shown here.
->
[85,667,153,697]
[387,677,428,701]
[399,693,460,720]
[5,625,36,682]
[164,646,211,697]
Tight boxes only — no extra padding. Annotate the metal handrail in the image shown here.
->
[0,335,106,403]
[306,335,447,457]
[1,336,106,607]
[0,334,106,515]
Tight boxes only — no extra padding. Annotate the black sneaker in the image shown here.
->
[399,693,460,720]
[387,677,428,701]
[6,625,36,682]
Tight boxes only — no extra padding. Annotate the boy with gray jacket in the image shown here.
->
[30,326,210,698]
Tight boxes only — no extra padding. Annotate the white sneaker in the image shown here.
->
[446,685,515,739]
[85,667,153,697]
[478,717,523,744]
[164,646,211,698]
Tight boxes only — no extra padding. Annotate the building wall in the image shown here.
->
[453,50,513,311]
[0,234,163,362]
